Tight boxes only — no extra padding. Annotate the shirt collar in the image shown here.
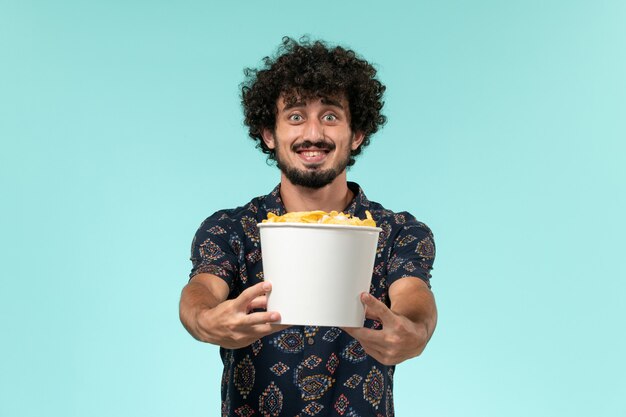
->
[262,181,371,217]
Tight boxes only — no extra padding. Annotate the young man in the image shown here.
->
[180,37,437,417]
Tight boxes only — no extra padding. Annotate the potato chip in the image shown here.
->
[262,210,376,227]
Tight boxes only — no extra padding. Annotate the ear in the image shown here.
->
[351,131,365,151]
[262,128,276,150]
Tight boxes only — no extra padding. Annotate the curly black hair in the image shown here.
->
[241,36,387,166]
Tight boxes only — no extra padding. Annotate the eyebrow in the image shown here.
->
[321,97,345,109]
[281,97,345,112]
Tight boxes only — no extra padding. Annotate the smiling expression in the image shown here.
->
[262,95,364,189]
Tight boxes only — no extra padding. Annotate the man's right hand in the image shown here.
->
[180,276,288,349]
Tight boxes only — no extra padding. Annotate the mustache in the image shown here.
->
[292,140,336,152]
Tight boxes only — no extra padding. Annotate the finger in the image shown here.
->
[359,343,386,363]
[342,326,389,351]
[247,295,268,312]
[243,310,282,326]
[340,327,387,362]
[236,281,272,308]
[248,323,291,338]
[265,324,291,332]
[361,293,395,322]
[342,323,378,339]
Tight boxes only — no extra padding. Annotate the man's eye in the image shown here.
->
[323,114,337,122]
[289,114,303,121]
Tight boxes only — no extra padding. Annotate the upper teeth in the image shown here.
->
[302,151,323,157]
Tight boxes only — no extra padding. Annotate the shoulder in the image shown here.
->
[367,200,433,237]
[366,200,435,265]
[352,182,433,237]
[193,194,267,240]
[201,195,265,225]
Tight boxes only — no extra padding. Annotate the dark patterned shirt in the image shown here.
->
[190,182,435,417]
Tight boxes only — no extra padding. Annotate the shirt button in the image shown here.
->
[308,337,315,345]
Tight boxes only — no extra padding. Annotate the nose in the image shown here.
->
[303,119,324,141]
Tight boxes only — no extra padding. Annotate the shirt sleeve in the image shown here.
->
[386,213,436,289]
[189,213,239,291]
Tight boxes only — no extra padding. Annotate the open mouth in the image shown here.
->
[293,141,335,165]
[297,148,330,164]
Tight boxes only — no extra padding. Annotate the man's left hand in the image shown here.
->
[342,292,431,366]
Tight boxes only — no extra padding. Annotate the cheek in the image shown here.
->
[276,127,299,143]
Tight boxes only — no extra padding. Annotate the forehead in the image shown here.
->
[277,92,348,111]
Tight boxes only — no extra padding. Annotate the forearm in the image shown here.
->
[342,278,438,365]
[180,277,283,348]
[179,278,226,342]
[391,285,437,352]
[389,278,438,354]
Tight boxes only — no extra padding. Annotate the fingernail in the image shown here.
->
[269,312,279,321]
[262,282,271,291]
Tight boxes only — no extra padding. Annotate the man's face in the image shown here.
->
[262,95,365,189]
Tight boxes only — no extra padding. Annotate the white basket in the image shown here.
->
[258,222,381,327]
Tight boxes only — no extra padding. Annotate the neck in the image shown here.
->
[279,172,353,213]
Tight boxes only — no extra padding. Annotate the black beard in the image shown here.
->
[277,161,346,189]
[275,142,351,189]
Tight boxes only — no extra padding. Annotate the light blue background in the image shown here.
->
[2,1,625,416]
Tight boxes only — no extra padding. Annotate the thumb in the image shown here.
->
[361,293,393,322]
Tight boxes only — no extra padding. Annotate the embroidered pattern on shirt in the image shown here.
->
[295,374,335,401]
[326,353,339,375]
[363,367,384,409]
[207,225,227,235]
[395,234,417,247]
[343,374,363,389]
[199,238,225,261]
[302,401,324,416]
[234,404,254,417]
[251,339,263,356]
[270,362,289,377]
[341,340,367,363]
[386,385,395,417]
[322,327,342,342]
[416,236,435,259]
[334,394,350,415]
[233,355,255,399]
[270,329,304,354]
[258,382,283,416]
[294,356,335,401]
[241,216,259,244]
[302,355,323,369]
[246,249,262,264]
